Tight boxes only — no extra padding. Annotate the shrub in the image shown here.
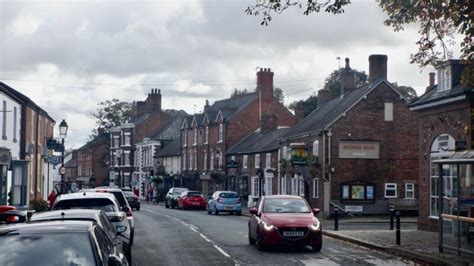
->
[29,198,49,212]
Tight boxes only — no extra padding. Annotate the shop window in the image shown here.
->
[384,183,397,198]
[405,183,415,199]
[340,182,375,202]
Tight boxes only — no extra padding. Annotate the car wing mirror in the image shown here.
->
[121,206,131,212]
[312,208,321,216]
[249,207,258,215]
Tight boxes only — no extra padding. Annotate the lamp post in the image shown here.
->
[59,119,68,193]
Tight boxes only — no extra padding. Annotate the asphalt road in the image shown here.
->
[132,204,416,266]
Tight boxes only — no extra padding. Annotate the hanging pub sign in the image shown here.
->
[290,143,308,165]
[226,160,239,168]
[0,147,11,167]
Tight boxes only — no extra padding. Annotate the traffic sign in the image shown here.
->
[59,167,66,175]
[47,155,62,165]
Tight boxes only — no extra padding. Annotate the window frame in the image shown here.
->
[384,183,397,198]
[218,123,223,143]
[340,182,376,203]
[405,183,415,199]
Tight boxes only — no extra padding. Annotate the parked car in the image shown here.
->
[248,195,322,252]
[207,191,242,215]
[124,191,141,211]
[0,220,128,265]
[0,205,26,224]
[52,191,133,263]
[30,209,126,255]
[177,191,206,210]
[165,187,188,209]
[86,187,135,245]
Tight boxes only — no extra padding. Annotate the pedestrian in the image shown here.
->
[48,186,60,208]
[153,188,158,205]
[148,187,153,204]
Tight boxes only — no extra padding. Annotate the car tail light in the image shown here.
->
[237,198,241,204]
[126,209,133,217]
[217,197,222,203]
[96,189,107,192]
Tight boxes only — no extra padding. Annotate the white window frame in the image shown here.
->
[282,146,287,160]
[203,149,207,170]
[193,127,198,146]
[210,150,214,170]
[384,102,394,121]
[124,151,130,166]
[183,130,187,147]
[384,183,397,198]
[291,178,298,195]
[193,149,197,170]
[205,126,209,144]
[182,153,187,170]
[313,178,318,198]
[405,183,415,199]
[218,123,223,143]
[243,155,248,169]
[124,133,131,146]
[265,153,271,168]
[281,176,287,194]
[265,177,272,196]
[251,176,259,197]
[312,140,319,156]
[255,154,260,168]
[299,178,305,196]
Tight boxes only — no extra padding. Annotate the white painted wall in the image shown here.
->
[0,91,22,159]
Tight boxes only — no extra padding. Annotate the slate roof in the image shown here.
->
[282,79,406,140]
[77,133,109,151]
[64,158,77,168]
[156,138,181,157]
[149,110,188,140]
[207,92,257,121]
[409,84,472,108]
[0,82,56,122]
[227,128,291,155]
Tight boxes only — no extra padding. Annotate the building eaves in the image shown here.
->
[227,128,291,155]
[409,84,471,109]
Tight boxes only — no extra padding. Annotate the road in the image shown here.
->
[132,204,416,265]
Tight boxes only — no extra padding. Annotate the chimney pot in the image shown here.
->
[368,54,388,82]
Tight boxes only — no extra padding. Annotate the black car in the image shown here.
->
[0,220,128,265]
[124,191,141,211]
[165,187,188,209]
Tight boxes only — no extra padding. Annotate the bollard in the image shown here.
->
[395,211,401,245]
[334,208,339,231]
[389,206,395,230]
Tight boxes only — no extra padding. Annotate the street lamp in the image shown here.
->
[59,119,68,193]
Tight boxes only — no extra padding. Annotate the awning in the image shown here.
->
[433,150,474,164]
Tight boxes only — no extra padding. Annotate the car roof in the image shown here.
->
[85,188,123,192]
[215,191,238,193]
[0,220,94,235]
[57,191,117,200]
[263,195,304,199]
[171,187,188,190]
[30,209,102,222]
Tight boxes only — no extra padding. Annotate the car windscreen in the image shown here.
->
[187,191,203,197]
[263,198,310,213]
[105,191,128,207]
[0,233,95,266]
[173,190,185,196]
[219,192,238,198]
[53,198,118,213]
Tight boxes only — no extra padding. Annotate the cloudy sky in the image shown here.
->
[0,0,461,149]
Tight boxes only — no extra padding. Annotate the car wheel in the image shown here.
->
[207,205,211,214]
[256,229,265,251]
[172,202,176,209]
[165,200,169,208]
[136,206,140,211]
[236,211,241,216]
[312,234,322,252]
[214,207,219,215]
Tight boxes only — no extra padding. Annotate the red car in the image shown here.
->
[177,191,207,210]
[248,195,322,252]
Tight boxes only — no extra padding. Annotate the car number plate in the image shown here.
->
[225,206,233,210]
[192,202,200,205]
[283,231,304,237]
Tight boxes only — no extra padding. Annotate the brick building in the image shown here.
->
[181,68,296,195]
[227,113,290,204]
[280,55,419,216]
[76,130,109,188]
[410,60,473,231]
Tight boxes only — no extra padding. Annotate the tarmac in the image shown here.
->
[239,204,474,266]
[150,200,473,265]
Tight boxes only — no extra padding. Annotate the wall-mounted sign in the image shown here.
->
[0,147,11,166]
[345,205,363,212]
[339,141,380,159]
[290,145,309,165]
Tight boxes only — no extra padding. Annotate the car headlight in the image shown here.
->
[262,220,274,231]
[309,219,321,231]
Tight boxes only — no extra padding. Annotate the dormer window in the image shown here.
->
[218,123,223,143]
[205,126,209,144]
[193,127,198,146]
[437,65,452,92]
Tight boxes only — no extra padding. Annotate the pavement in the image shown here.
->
[149,200,473,265]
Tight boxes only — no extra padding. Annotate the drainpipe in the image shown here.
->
[325,130,333,218]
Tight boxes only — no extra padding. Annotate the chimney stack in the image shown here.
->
[294,102,305,122]
[146,88,162,113]
[368,54,388,82]
[260,112,278,131]
[425,72,436,93]
[340,58,355,95]
[317,86,333,106]
[204,99,210,112]
[257,68,274,102]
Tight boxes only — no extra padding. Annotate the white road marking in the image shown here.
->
[214,244,231,258]
[190,227,198,233]
[199,233,212,242]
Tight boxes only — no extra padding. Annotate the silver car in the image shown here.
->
[52,191,133,264]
